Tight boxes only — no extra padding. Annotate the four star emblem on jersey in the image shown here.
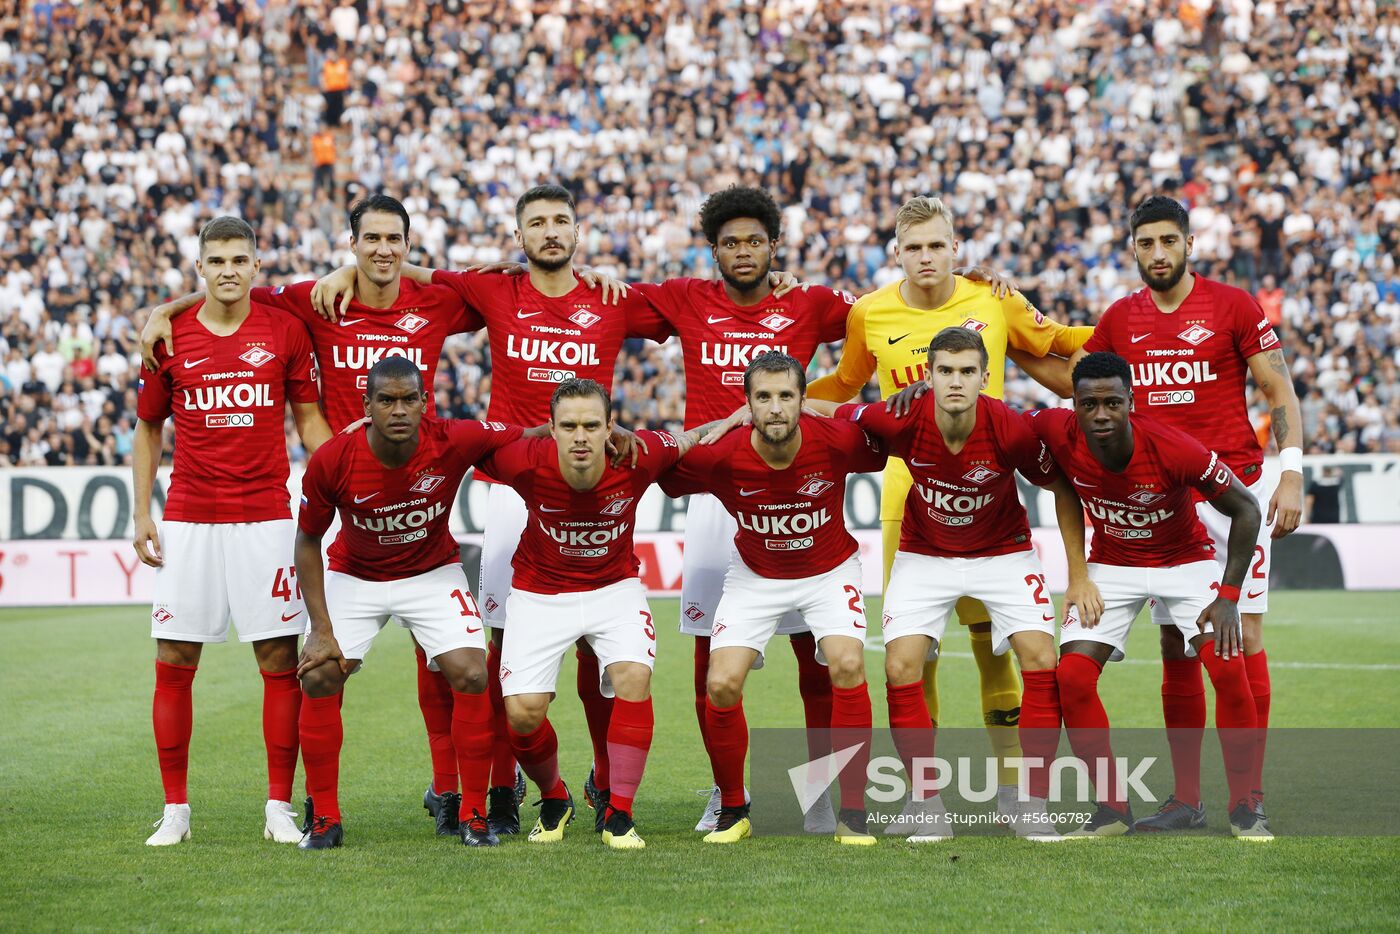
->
[569,309,601,328]
[1177,324,1214,346]
[239,347,275,367]
[395,312,428,334]
[759,312,794,332]
[410,474,445,494]
[797,478,834,498]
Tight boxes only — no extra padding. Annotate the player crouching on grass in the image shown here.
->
[1026,353,1269,840]
[134,216,332,846]
[809,326,1102,842]
[294,356,534,849]
[662,352,889,846]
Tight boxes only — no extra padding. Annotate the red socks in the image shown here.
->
[705,698,749,808]
[508,719,567,800]
[486,640,518,789]
[693,637,715,774]
[790,632,833,762]
[1245,651,1271,795]
[451,690,494,819]
[260,667,301,803]
[829,683,872,811]
[576,649,614,791]
[153,661,197,804]
[1161,657,1205,803]
[1057,653,1124,811]
[299,693,344,823]
[415,645,458,794]
[1200,649,1258,806]
[606,697,654,817]
[886,680,936,801]
[1018,668,1061,800]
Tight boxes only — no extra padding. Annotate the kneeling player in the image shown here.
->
[662,352,889,846]
[821,327,1102,841]
[482,379,709,850]
[134,216,330,846]
[1027,353,1268,840]
[294,357,528,849]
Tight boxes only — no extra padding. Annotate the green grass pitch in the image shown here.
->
[2,591,1398,932]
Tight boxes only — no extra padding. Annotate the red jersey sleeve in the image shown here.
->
[1082,301,1122,354]
[629,280,688,330]
[282,318,321,404]
[998,404,1061,487]
[830,418,888,473]
[658,438,726,498]
[431,268,500,319]
[621,287,675,342]
[447,419,525,464]
[836,398,918,453]
[1173,436,1237,501]
[297,443,338,538]
[136,358,174,423]
[478,436,548,486]
[633,429,684,481]
[1231,288,1279,359]
[816,286,858,342]
[251,281,317,325]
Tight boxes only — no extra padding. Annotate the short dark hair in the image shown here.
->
[927,326,989,369]
[349,195,411,239]
[550,377,611,421]
[365,355,423,396]
[1129,195,1190,237]
[699,186,782,245]
[743,350,806,396]
[1072,351,1133,391]
[516,184,576,226]
[198,215,256,253]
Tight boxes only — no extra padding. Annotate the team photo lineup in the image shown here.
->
[5,2,1400,929]
[133,182,1294,850]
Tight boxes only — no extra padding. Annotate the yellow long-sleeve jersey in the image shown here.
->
[808,276,1093,521]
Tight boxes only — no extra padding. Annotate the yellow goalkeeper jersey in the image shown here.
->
[808,276,1093,520]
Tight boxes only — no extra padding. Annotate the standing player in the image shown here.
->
[813,327,1102,841]
[1031,196,1303,832]
[293,357,531,849]
[140,195,493,836]
[482,378,716,850]
[660,353,889,846]
[133,216,331,846]
[1027,353,1268,840]
[806,196,1093,816]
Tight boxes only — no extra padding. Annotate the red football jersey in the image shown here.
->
[660,415,887,578]
[837,394,1059,558]
[1083,274,1275,477]
[1026,408,1235,568]
[253,278,482,431]
[430,270,660,480]
[480,430,682,594]
[298,417,523,581]
[630,279,853,428]
[138,302,320,523]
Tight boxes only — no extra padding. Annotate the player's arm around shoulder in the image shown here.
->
[806,296,874,403]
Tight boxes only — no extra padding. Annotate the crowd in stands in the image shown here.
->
[2,0,1398,471]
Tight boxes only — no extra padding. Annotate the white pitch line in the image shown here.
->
[863,647,1400,672]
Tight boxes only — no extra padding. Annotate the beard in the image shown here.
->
[757,418,799,446]
[1137,255,1187,292]
[719,255,772,292]
[525,240,576,272]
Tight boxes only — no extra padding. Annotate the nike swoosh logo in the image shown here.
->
[1131,333,1151,343]
[707,315,733,324]
[1072,477,1097,487]
[281,610,303,622]
[517,310,543,319]
[854,620,867,629]
[909,459,937,468]
[183,357,209,368]
[465,626,482,634]
[739,488,766,496]
[353,493,377,503]
[338,318,366,327]
[1042,615,1056,623]
[1246,589,1265,600]
[888,333,912,345]
[540,505,565,512]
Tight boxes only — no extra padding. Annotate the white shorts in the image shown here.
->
[679,492,807,638]
[1195,474,1272,614]
[324,563,487,662]
[150,519,305,643]
[711,554,867,668]
[498,578,657,698]
[881,550,1058,658]
[1064,560,1220,662]
[479,482,528,629]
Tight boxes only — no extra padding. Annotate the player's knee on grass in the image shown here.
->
[1159,625,1191,661]
[299,661,346,698]
[1010,632,1056,671]
[1241,613,1265,654]
[252,635,298,673]
[820,636,866,688]
[434,647,488,694]
[885,636,932,686]
[156,638,203,667]
[605,661,651,702]
[504,693,549,734]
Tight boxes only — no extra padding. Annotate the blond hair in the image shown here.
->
[895,196,956,242]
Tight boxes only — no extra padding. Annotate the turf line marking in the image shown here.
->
[863,647,1400,671]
